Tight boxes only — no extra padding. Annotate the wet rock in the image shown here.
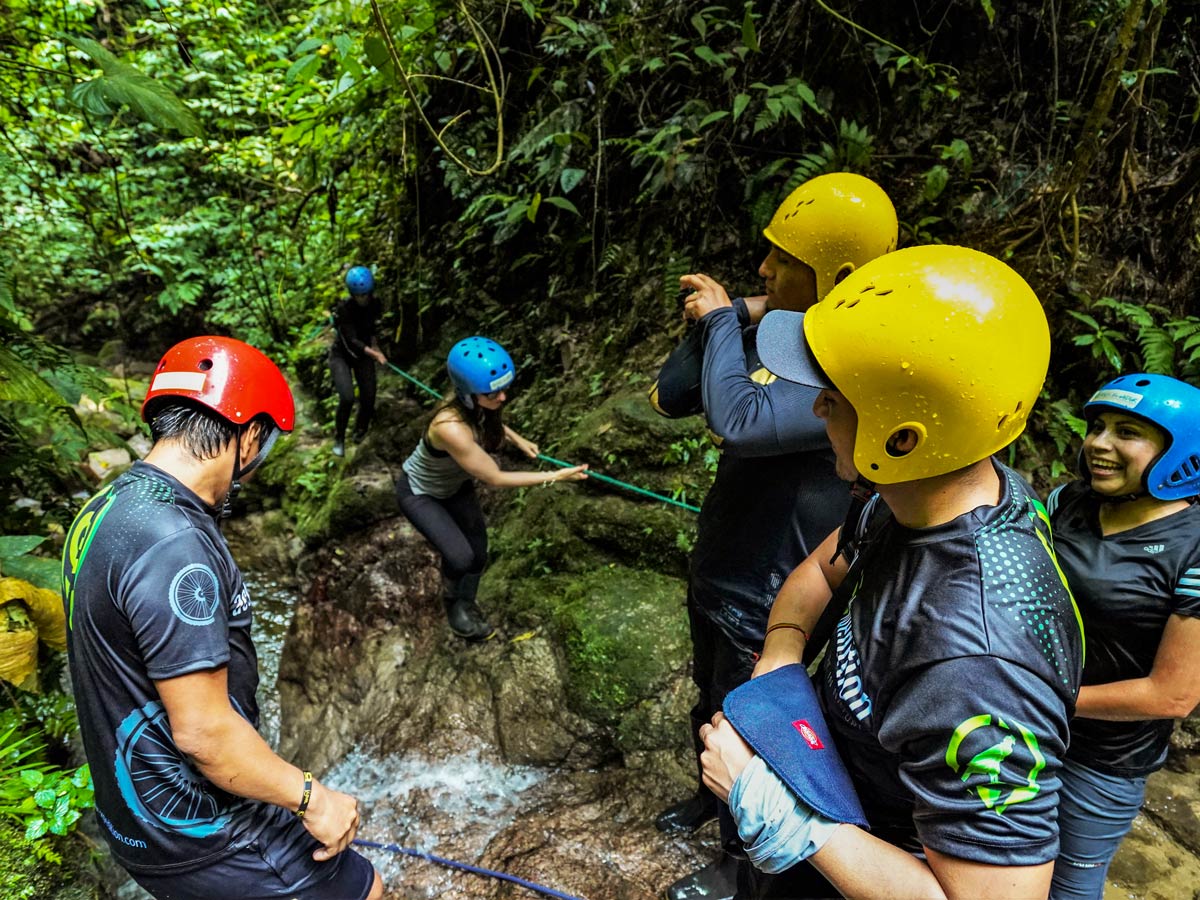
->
[223,510,302,582]
[1139,765,1200,861]
[85,447,132,481]
[1108,812,1200,900]
[493,635,599,766]
[483,564,690,729]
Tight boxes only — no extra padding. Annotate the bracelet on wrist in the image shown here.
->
[295,770,313,818]
[765,622,810,642]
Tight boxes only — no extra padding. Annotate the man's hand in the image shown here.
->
[302,780,361,861]
[680,273,734,321]
[366,347,387,365]
[700,711,756,803]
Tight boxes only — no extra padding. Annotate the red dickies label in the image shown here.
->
[793,719,824,750]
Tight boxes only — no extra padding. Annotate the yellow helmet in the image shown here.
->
[757,245,1050,484]
[762,172,898,301]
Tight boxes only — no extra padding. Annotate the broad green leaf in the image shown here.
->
[19,770,44,791]
[691,12,708,39]
[297,37,325,54]
[333,35,354,58]
[543,196,581,216]
[923,164,950,201]
[980,0,996,25]
[24,818,47,841]
[732,93,751,120]
[742,5,760,52]
[526,191,542,223]
[694,46,724,67]
[699,111,730,128]
[363,36,390,69]
[286,54,321,84]
[66,36,201,136]
[560,168,586,194]
[0,536,46,559]
[35,788,56,809]
[2,555,62,591]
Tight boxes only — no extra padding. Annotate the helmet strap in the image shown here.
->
[830,476,878,566]
[221,425,280,519]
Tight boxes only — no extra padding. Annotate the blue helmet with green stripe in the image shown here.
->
[1084,373,1200,500]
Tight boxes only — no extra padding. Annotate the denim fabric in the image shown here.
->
[1050,758,1147,900]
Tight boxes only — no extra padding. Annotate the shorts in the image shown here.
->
[127,806,376,900]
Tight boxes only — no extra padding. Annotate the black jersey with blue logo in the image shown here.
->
[815,463,1083,865]
[62,462,266,873]
[1048,481,1200,777]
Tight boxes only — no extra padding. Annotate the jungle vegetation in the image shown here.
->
[1,0,1198,891]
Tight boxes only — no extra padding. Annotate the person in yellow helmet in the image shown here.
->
[650,173,897,900]
[697,246,1084,899]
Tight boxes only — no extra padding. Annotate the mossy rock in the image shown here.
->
[294,468,397,545]
[489,486,693,578]
[552,391,710,489]
[485,565,689,727]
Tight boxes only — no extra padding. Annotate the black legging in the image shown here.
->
[395,472,487,579]
[330,350,377,442]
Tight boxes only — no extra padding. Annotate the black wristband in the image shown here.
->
[295,770,313,818]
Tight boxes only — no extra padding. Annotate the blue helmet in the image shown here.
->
[447,336,515,407]
[345,265,375,295]
[1083,373,1200,500]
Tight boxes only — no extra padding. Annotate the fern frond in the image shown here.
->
[0,347,67,406]
[1136,326,1176,375]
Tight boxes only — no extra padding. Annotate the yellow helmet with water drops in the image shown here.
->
[762,172,898,301]
[757,245,1050,484]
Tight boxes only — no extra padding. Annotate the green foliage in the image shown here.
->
[1067,297,1200,380]
[67,36,201,136]
[0,708,93,877]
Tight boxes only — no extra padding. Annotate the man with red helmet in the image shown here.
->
[62,337,383,900]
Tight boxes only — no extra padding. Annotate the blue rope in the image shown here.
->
[352,838,585,900]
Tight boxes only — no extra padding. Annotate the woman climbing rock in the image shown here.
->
[396,336,587,641]
[330,264,386,457]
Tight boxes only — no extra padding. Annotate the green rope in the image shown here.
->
[535,453,701,513]
[348,338,700,515]
[384,360,442,397]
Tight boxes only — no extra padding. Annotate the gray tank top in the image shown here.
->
[402,432,471,498]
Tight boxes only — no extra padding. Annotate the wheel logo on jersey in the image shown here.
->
[169,563,220,625]
[114,702,234,838]
[945,714,1046,816]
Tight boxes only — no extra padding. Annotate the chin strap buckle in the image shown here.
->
[830,476,878,566]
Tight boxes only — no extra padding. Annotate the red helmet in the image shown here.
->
[142,336,295,432]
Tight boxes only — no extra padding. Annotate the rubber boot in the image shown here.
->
[655,791,718,835]
[663,852,737,900]
[443,574,494,641]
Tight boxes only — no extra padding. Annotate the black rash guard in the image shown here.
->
[816,463,1083,864]
[331,294,381,359]
[651,300,848,643]
[1048,481,1200,777]
[62,462,267,873]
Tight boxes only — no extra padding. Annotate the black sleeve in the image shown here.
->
[117,530,232,680]
[697,308,830,456]
[650,323,705,418]
[877,656,1071,866]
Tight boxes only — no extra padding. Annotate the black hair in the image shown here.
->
[147,400,273,460]
[429,394,504,452]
